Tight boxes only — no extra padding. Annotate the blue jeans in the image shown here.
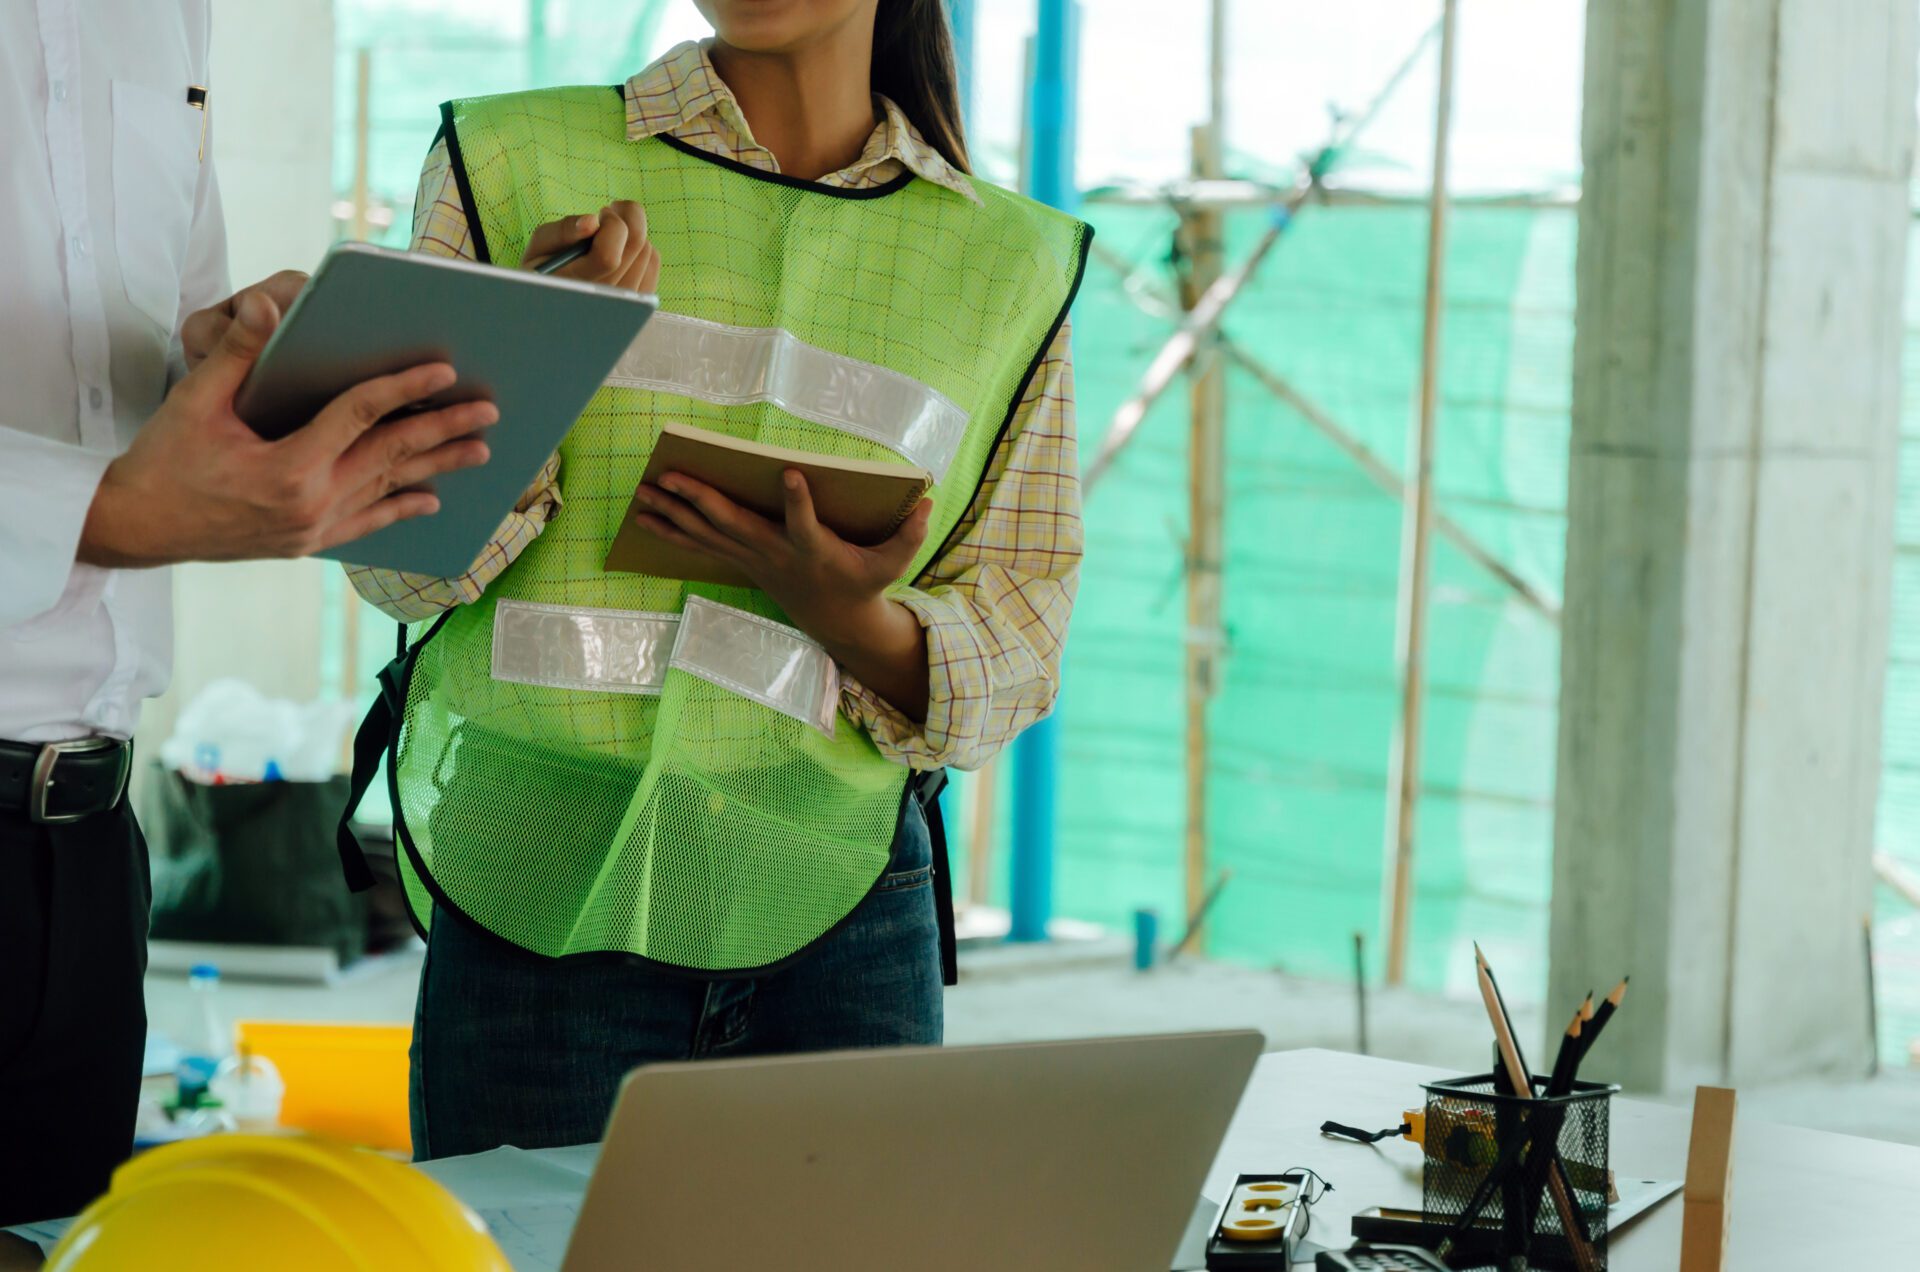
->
[408,796,942,1160]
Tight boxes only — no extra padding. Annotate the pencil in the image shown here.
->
[1474,942,1533,1087]
[1547,1001,1587,1097]
[1475,954,1599,1272]
[1581,977,1629,1062]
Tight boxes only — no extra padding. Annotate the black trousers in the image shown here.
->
[0,801,149,1226]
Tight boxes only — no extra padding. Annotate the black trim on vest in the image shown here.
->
[926,220,1095,567]
[371,614,928,982]
[438,102,494,265]
[654,132,918,200]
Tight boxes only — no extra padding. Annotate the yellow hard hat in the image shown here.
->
[44,1134,511,1271]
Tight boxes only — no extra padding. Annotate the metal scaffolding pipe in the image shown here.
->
[1008,0,1080,944]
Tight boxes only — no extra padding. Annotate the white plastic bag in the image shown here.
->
[159,679,355,783]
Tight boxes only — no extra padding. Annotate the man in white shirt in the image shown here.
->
[1,2,494,1224]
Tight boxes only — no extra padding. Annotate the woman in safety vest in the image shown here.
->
[343,0,1090,1158]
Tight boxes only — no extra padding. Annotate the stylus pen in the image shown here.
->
[534,241,593,275]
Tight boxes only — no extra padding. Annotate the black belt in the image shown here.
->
[0,737,133,824]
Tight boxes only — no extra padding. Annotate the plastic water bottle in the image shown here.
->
[174,963,229,1107]
[211,1048,285,1132]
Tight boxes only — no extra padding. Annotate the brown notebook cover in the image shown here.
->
[604,422,934,586]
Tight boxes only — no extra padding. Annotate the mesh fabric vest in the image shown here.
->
[389,86,1090,973]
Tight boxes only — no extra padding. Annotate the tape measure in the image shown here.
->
[1217,1179,1301,1243]
[1206,1172,1320,1268]
[1322,1106,1498,1170]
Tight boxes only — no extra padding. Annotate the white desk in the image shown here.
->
[424,1047,1920,1270]
[7,1047,1917,1270]
[1216,1049,1920,1268]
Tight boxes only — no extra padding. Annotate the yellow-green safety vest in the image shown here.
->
[378,85,1089,975]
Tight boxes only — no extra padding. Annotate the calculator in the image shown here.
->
[1314,1245,1452,1271]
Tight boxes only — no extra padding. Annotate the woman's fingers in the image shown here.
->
[634,485,751,562]
[521,214,600,271]
[864,499,934,580]
[583,208,632,279]
[521,203,653,288]
[655,475,783,552]
[605,202,655,292]
[617,241,660,294]
[605,200,648,248]
[781,470,830,550]
[634,511,730,561]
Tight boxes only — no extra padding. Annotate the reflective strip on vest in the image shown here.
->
[491,596,840,737]
[669,597,840,737]
[491,599,679,694]
[604,311,968,480]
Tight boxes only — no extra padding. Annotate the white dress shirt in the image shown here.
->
[1,0,229,743]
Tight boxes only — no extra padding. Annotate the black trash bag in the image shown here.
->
[142,762,367,965]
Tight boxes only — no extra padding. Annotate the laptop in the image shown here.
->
[560,1030,1264,1272]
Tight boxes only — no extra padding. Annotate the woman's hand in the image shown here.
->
[521,201,662,292]
[634,470,936,720]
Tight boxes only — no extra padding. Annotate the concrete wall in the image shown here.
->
[1552,0,1916,1090]
[136,0,337,768]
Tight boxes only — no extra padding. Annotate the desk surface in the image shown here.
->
[7,1047,1918,1271]
[1219,1049,1920,1268]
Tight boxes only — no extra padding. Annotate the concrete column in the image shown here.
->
[1552,0,1915,1090]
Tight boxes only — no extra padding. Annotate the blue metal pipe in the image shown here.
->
[1009,716,1058,941]
[1008,0,1080,944]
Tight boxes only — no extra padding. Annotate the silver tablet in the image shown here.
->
[234,241,656,577]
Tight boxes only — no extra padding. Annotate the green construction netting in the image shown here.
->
[974,199,1572,1003]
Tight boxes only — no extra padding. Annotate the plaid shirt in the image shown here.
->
[348,40,1081,771]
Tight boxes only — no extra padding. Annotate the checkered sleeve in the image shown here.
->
[841,319,1083,771]
[345,138,565,623]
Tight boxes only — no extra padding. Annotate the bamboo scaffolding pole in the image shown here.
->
[349,49,372,242]
[1874,851,1920,911]
[1083,20,1439,491]
[1382,0,1459,988]
[968,759,998,909]
[1184,129,1227,939]
[1177,0,1230,942]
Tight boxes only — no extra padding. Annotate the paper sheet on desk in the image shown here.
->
[478,1203,581,1272]
[420,1143,601,1272]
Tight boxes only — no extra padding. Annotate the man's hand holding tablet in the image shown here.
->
[181,225,656,577]
[79,276,495,568]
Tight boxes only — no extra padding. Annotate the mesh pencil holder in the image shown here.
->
[1420,1073,1618,1271]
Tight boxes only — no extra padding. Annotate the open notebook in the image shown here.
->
[604,422,933,587]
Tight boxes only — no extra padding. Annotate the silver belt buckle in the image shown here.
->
[29,737,128,826]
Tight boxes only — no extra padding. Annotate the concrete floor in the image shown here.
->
[145,938,1920,1148]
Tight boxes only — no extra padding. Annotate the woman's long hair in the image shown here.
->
[872,0,970,174]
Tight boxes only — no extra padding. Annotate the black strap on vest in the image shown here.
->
[336,623,411,894]
[907,767,958,987]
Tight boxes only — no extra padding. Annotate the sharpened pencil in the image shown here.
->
[1548,1000,1588,1097]
[1581,977,1628,1062]
[1474,942,1533,1086]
